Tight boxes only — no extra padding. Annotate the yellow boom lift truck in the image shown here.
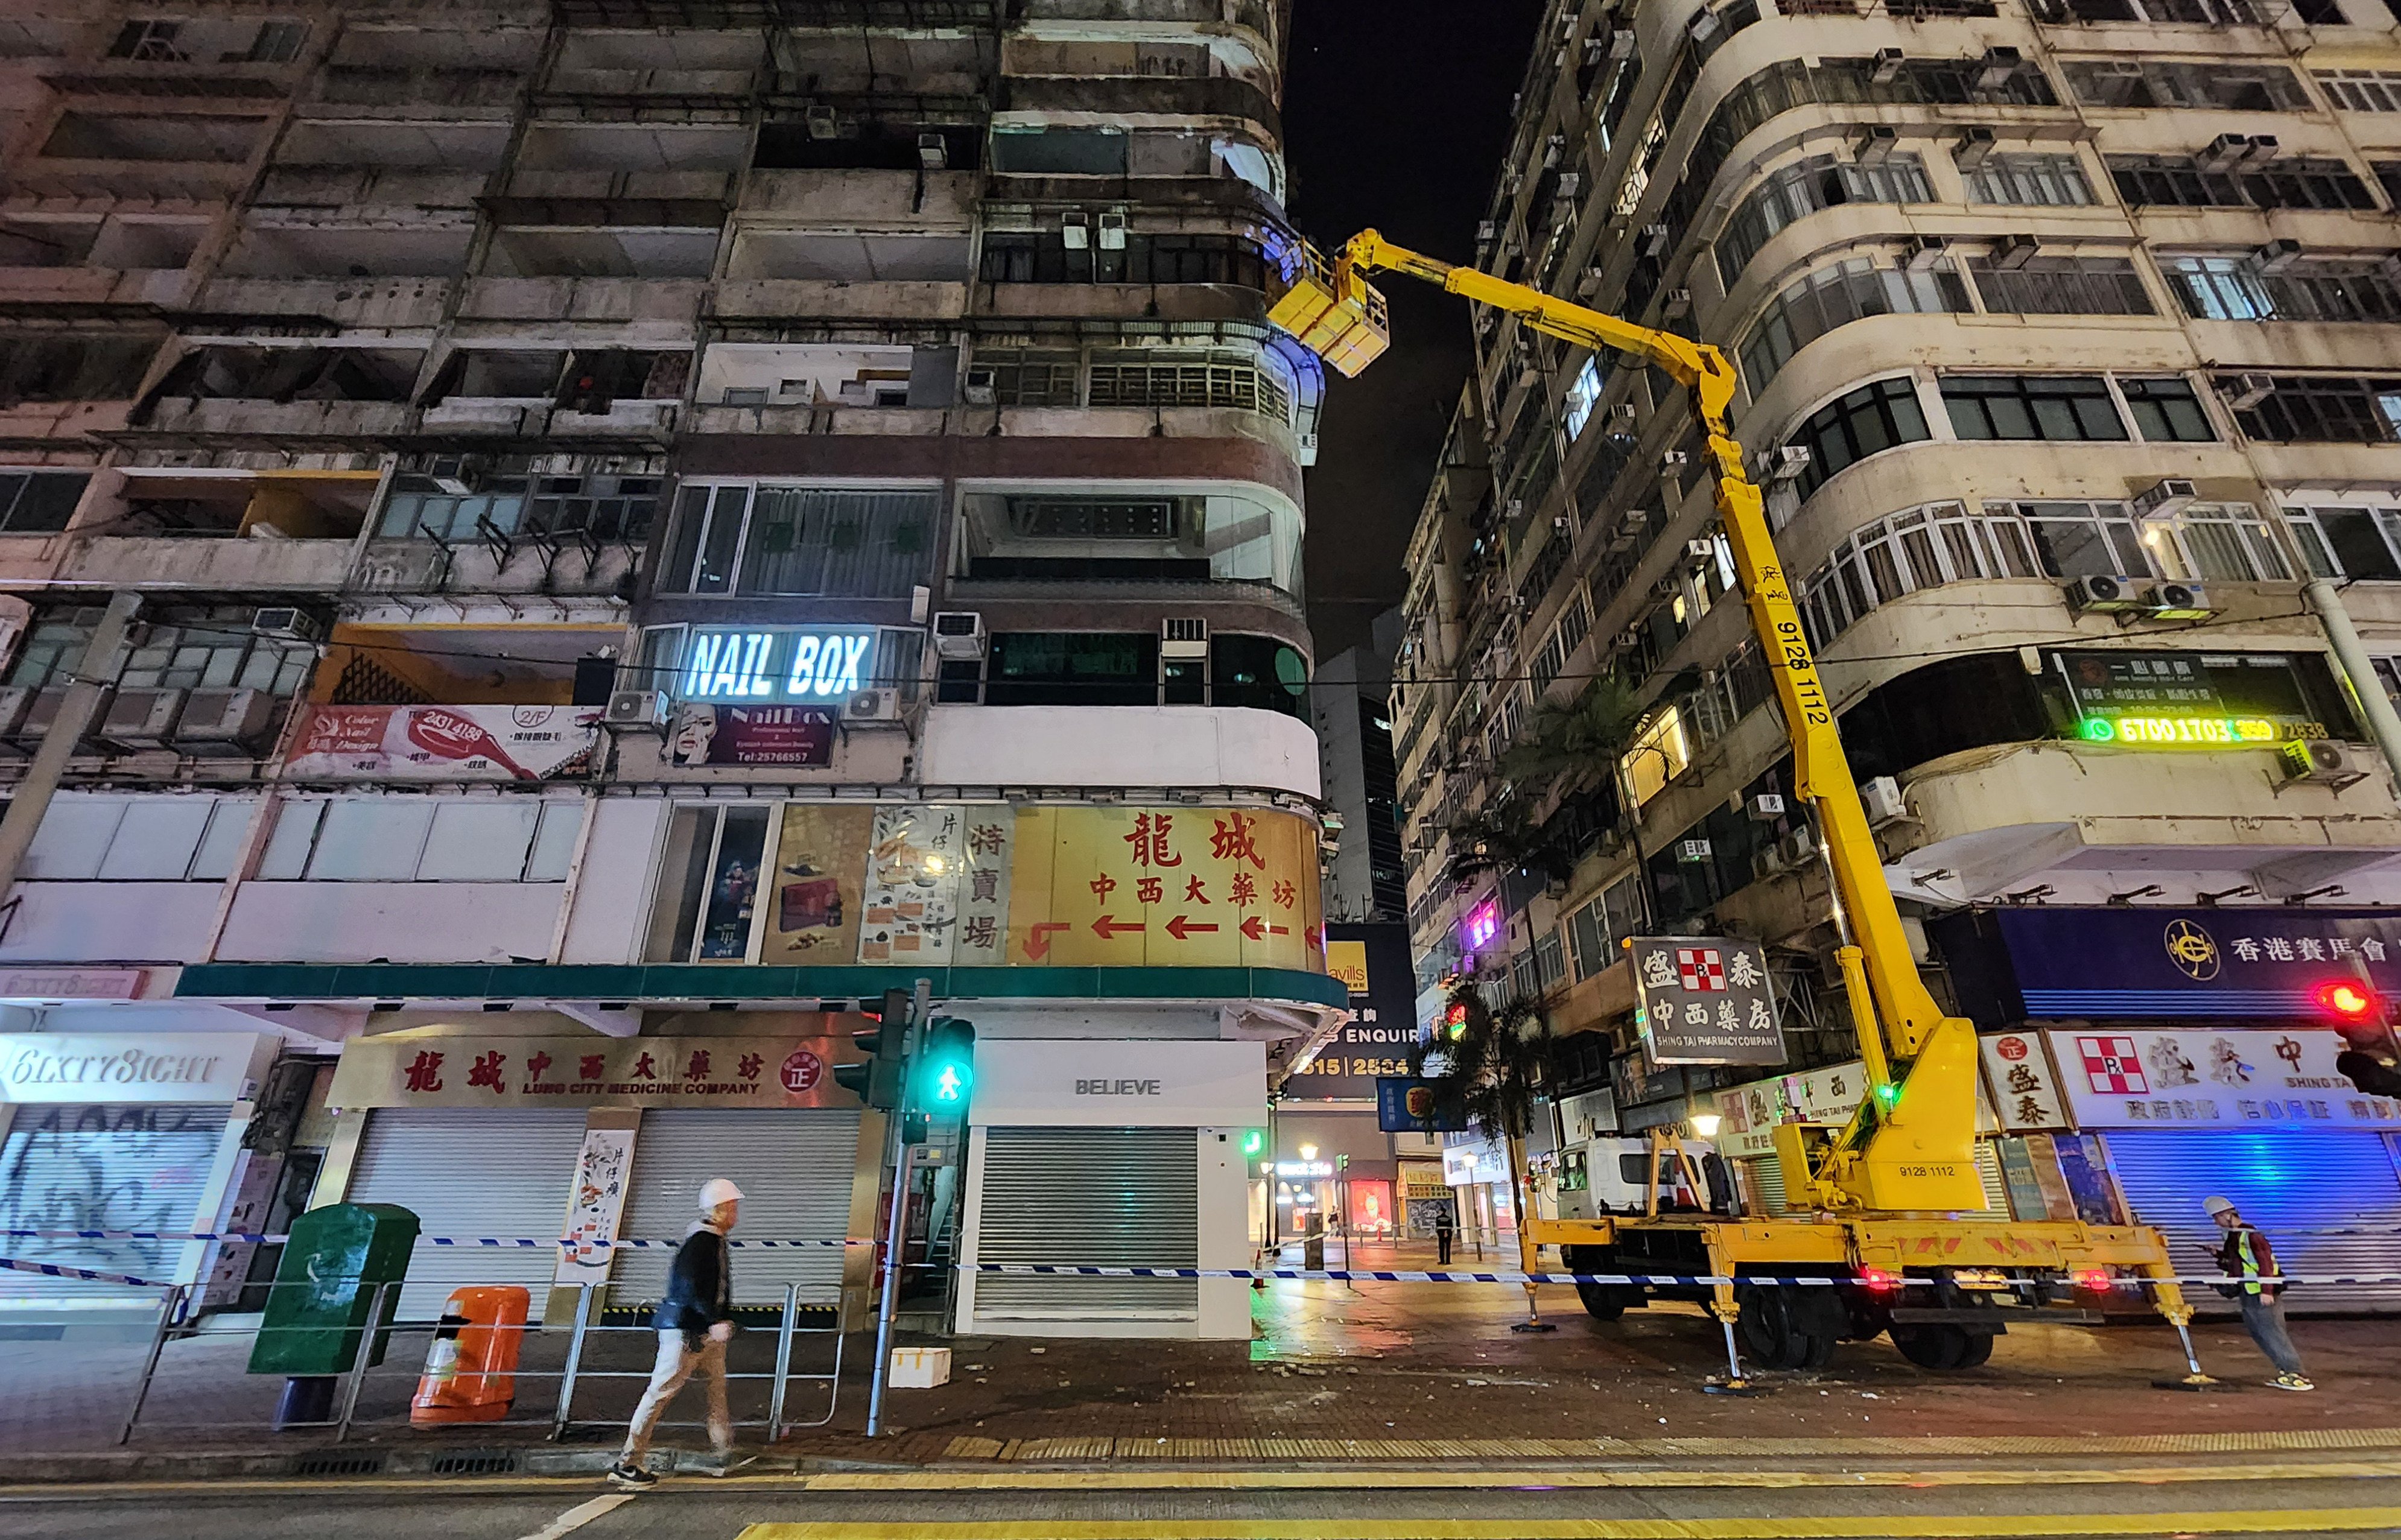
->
[1270,232,2210,1389]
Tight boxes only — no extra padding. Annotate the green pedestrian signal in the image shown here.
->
[918,1017,975,1108]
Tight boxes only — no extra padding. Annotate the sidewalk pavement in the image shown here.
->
[5,1238,2399,1479]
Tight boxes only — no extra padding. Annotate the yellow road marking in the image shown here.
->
[735,1512,2401,1539]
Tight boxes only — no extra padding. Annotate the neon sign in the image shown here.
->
[2076,714,2284,746]
[1461,898,1500,952]
[679,627,877,703]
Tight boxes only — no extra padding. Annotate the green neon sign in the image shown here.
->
[2076,714,2282,746]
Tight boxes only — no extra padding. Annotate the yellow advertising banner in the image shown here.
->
[1324,940,1369,995]
[739,803,1322,973]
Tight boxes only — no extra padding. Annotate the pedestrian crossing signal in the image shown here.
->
[919,1017,975,1107]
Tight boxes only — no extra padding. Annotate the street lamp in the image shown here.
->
[1688,1111,1723,1139]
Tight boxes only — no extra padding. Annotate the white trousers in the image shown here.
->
[621,1329,732,1461]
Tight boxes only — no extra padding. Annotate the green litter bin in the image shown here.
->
[247,1202,419,1426]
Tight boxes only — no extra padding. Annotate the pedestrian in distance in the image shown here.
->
[2201,1194,2313,1392]
[609,1178,744,1489]
[1433,1199,1456,1267]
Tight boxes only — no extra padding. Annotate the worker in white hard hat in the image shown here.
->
[2202,1194,2312,1392]
[611,1179,745,1487]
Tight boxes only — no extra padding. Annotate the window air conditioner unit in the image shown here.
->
[1860,775,1908,826]
[604,689,670,730]
[1061,212,1089,250]
[428,457,489,495]
[2244,133,2280,164]
[1162,616,1209,660]
[2131,478,2198,519]
[2065,572,2145,613]
[1639,224,1670,257]
[2282,738,2367,787]
[1871,48,1905,84]
[1853,125,1900,166]
[4,687,68,754]
[933,611,987,660]
[250,607,322,643]
[173,688,276,755]
[1477,220,1499,243]
[2200,132,2251,172]
[1556,171,1582,201]
[1903,235,1949,271]
[1684,538,1716,560]
[1974,46,2022,90]
[805,104,840,139]
[2143,580,2215,620]
[1606,402,1638,429]
[1576,264,1606,297]
[1763,444,1811,483]
[1991,233,2040,271]
[963,368,996,406]
[99,687,188,752]
[2254,238,2302,273]
[1749,792,1787,820]
[1610,28,1636,58]
[1662,287,1693,318]
[918,132,948,170]
[2224,372,2277,411]
[1953,127,1997,171]
[843,688,902,723]
[1096,211,1128,251]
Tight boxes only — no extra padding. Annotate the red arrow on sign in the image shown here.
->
[1239,914,1266,941]
[1164,914,1219,940]
[1092,913,1146,939]
[1023,921,1069,962]
[1305,925,1324,950]
[1269,924,1290,936]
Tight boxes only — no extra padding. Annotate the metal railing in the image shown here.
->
[116,1276,847,1446]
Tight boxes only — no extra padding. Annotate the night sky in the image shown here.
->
[1282,0,1547,660]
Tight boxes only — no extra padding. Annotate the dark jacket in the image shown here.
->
[654,1222,732,1339]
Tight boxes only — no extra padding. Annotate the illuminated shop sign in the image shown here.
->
[679,627,877,703]
[2057,650,2325,750]
[2075,714,2285,746]
[1274,1159,1334,1177]
[1460,898,1501,952]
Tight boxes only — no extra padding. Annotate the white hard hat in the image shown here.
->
[2202,1195,2236,1217]
[699,1178,744,1210]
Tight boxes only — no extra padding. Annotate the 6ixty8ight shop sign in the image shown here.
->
[1631,936,1785,1066]
[326,1034,863,1111]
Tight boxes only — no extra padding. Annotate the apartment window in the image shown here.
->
[1562,356,1605,439]
[658,485,936,598]
[1532,629,1567,694]
[258,797,582,885]
[1621,705,1691,806]
[1714,153,1935,289]
[2285,505,2401,580]
[976,350,1079,407]
[645,803,773,962]
[0,469,86,533]
[2057,0,2270,20]
[977,232,1268,288]
[1802,500,2043,644]
[2221,375,2401,443]
[2163,255,2401,325]
[2064,59,2313,112]
[990,127,1128,176]
[1212,633,1309,718]
[2119,377,2218,442]
[1737,256,1969,392]
[1555,589,1593,665]
[2107,155,2377,211]
[1087,351,1286,415]
[21,793,255,882]
[1965,256,2155,317]
[7,613,313,694]
[1535,930,1568,992]
[378,466,659,544]
[2152,503,2292,583]
[2318,69,2401,112]
[1943,375,2127,440]
[983,632,1159,707]
[1567,873,1646,979]
[1963,151,2097,206]
[2014,501,2155,581]
[1784,376,1932,501]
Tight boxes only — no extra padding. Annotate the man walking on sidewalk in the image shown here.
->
[2204,1195,2313,1392]
[609,1178,743,1488]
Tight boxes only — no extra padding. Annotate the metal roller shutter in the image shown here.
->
[2102,1129,2401,1313]
[1742,1156,1787,1218]
[0,1103,229,1307]
[611,1109,861,1310]
[346,1108,586,1319]
[1971,1141,2011,1221]
[974,1127,1198,1322]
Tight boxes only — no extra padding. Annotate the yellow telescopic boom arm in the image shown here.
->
[1281,230,1985,1211]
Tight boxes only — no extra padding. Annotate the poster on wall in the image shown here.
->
[670,703,837,768]
[287,704,600,781]
[857,805,1013,966]
[554,1124,635,1285]
[761,805,872,963]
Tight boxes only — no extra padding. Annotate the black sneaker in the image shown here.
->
[607,1461,660,1490]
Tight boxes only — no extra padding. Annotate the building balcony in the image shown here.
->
[301,67,528,115]
[133,398,414,443]
[253,165,493,209]
[548,400,677,443]
[55,535,357,592]
[420,399,550,436]
[995,75,1281,139]
[980,282,1269,324]
[0,265,194,308]
[188,276,456,328]
[456,276,705,323]
[737,168,977,223]
[917,704,1320,797]
[350,539,642,598]
[0,400,133,444]
[706,277,969,320]
[944,572,1306,623]
[541,66,759,98]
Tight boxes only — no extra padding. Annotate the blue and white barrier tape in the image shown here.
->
[968,1263,2401,1288]
[0,1256,168,1287]
[2,1229,857,1250]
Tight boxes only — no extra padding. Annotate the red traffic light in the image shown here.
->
[1443,1001,1470,1039]
[2313,978,2379,1022]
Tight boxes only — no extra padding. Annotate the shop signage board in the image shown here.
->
[676,627,881,704]
[1712,1059,1870,1159]
[1,1031,273,1104]
[2055,650,2327,747]
[670,703,837,768]
[1376,1076,1469,1133]
[287,704,601,781]
[1282,924,1415,1100]
[968,1038,1266,1128]
[1981,1030,2070,1132]
[2043,1027,2401,1130]
[1985,907,2401,1018]
[326,1034,862,1111]
[1629,936,1785,1065]
[0,969,147,1000]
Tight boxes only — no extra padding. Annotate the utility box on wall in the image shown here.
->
[246,1202,420,1377]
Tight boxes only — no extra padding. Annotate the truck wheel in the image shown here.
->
[1575,1280,1627,1320]
[1953,1330,1996,1369]
[1735,1284,1826,1370]
[1890,1324,1972,1370]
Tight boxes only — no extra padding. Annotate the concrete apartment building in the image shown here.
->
[0,0,1346,1343]
[1392,0,2401,1263]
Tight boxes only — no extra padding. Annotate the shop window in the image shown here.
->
[1962,152,2095,207]
[645,803,771,962]
[656,484,935,598]
[255,797,582,883]
[1964,256,2154,317]
[0,469,87,533]
[2285,505,2401,580]
[1943,375,2127,441]
[1782,376,1931,502]
[2119,377,2218,442]
[2219,374,2401,443]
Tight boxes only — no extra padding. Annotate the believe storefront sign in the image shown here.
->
[287,704,601,782]
[2,1031,274,1104]
[326,1033,863,1111]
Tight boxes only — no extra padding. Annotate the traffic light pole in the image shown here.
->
[865,977,931,1438]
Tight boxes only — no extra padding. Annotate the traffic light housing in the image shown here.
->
[834,988,913,1110]
[918,1016,975,1111]
[2314,977,2380,1026]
